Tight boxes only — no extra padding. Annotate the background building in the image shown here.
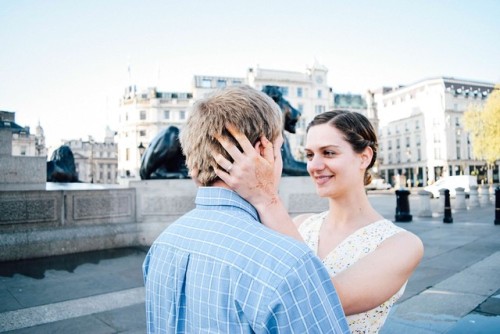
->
[0,111,47,157]
[116,64,332,178]
[373,77,496,187]
[63,127,118,183]
[116,86,193,179]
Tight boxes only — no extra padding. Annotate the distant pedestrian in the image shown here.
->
[143,86,349,333]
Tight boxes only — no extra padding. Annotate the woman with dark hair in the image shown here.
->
[214,110,423,333]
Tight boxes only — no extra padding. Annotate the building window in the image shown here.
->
[217,79,226,88]
[126,148,130,161]
[297,87,303,98]
[297,103,304,112]
[140,110,146,120]
[164,110,170,119]
[201,79,211,88]
[180,110,186,120]
[107,171,111,179]
[314,105,325,115]
[139,130,146,137]
[280,86,289,96]
[317,90,322,98]
[232,80,242,85]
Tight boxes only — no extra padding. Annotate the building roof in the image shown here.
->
[0,120,27,134]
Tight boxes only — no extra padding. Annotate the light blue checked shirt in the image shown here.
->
[143,187,350,333]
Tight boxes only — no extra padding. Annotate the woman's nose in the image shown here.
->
[307,155,324,171]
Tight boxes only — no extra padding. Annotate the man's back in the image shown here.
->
[143,187,349,333]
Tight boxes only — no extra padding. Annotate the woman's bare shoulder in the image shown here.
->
[383,229,424,261]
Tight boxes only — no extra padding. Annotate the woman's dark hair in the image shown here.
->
[306,110,378,185]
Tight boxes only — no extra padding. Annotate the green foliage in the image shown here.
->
[464,84,500,166]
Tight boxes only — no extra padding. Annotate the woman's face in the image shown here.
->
[304,123,366,197]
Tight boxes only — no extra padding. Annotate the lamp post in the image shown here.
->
[138,142,146,158]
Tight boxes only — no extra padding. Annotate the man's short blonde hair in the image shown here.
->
[180,85,282,186]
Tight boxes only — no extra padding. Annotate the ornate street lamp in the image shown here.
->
[138,142,146,158]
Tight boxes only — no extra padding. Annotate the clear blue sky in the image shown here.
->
[1,0,499,149]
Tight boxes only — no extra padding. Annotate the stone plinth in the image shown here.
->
[469,185,479,207]
[417,190,432,217]
[130,177,327,245]
[0,129,46,191]
[479,184,490,207]
[278,177,328,214]
[1,177,328,261]
[0,188,137,261]
[454,187,467,211]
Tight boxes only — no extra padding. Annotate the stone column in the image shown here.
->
[454,187,467,211]
[469,185,479,208]
[417,190,432,217]
[479,184,490,207]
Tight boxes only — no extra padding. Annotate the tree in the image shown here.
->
[464,84,500,183]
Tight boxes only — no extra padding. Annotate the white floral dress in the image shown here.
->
[298,212,407,334]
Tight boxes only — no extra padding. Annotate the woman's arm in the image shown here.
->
[213,125,424,315]
[333,231,423,315]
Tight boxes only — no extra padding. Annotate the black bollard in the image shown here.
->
[443,189,453,223]
[495,187,500,225]
[395,189,412,222]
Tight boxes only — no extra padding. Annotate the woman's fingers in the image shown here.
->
[225,123,256,154]
[215,134,243,161]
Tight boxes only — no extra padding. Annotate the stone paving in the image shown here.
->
[0,192,499,333]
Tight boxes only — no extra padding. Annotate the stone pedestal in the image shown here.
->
[454,187,467,211]
[479,184,490,207]
[417,190,432,217]
[469,185,479,208]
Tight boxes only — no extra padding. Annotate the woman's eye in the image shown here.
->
[305,153,314,160]
[324,151,336,157]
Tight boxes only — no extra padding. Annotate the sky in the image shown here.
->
[1,0,499,149]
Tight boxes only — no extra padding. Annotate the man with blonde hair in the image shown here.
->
[143,85,349,333]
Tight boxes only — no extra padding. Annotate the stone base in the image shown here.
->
[1,177,327,261]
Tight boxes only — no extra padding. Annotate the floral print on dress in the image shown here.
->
[298,212,407,334]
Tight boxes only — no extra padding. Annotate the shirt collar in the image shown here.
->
[195,187,259,222]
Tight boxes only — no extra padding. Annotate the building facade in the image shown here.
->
[116,86,193,179]
[117,64,332,178]
[0,111,47,157]
[373,77,496,187]
[63,127,118,184]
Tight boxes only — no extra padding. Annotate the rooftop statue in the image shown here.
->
[139,85,308,180]
[47,145,80,182]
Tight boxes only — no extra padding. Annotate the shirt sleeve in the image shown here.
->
[260,253,351,334]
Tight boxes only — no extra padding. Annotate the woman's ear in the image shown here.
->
[360,146,374,169]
